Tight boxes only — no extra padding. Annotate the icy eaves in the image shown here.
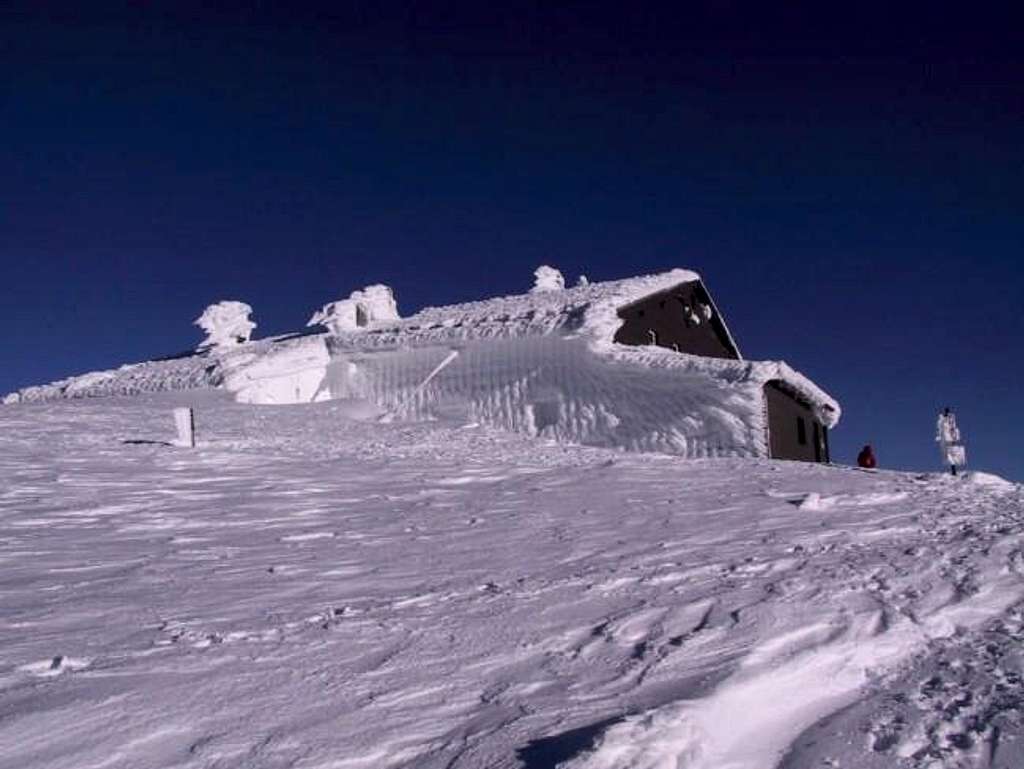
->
[604,344,842,428]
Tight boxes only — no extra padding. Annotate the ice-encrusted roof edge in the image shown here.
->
[604,344,841,428]
[758,360,841,428]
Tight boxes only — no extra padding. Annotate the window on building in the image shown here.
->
[677,299,699,327]
[797,416,807,445]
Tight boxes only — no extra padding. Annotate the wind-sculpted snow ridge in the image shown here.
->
[0,395,1020,769]
[314,338,834,457]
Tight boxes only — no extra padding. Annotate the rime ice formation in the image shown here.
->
[2,269,839,461]
[531,264,565,293]
[195,301,256,350]
[308,285,400,335]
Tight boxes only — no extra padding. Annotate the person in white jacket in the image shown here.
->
[936,407,966,476]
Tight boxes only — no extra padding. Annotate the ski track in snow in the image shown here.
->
[0,393,1022,769]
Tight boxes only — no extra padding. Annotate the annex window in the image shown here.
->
[797,416,807,445]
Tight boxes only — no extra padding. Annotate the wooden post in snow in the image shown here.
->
[173,407,196,448]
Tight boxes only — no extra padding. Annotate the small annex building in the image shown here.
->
[611,278,834,462]
[4,268,839,463]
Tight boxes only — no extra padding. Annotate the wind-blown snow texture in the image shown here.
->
[1,393,1022,769]
[1,270,839,459]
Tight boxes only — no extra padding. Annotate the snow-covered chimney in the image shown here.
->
[532,265,565,293]
[195,301,256,350]
[354,284,400,323]
[309,284,400,336]
[308,300,359,334]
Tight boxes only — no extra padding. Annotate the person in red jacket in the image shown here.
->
[857,444,877,469]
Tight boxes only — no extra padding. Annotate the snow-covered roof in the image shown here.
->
[322,268,739,353]
[4,268,838,431]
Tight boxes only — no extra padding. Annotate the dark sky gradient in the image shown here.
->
[2,3,1022,478]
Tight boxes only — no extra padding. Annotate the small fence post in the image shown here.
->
[173,407,196,448]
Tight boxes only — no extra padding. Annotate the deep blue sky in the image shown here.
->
[2,3,1022,479]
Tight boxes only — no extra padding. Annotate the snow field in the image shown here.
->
[0,394,1021,769]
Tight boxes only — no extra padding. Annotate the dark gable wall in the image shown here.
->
[614,281,739,359]
[765,381,829,463]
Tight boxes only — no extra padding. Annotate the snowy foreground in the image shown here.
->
[2,393,1023,769]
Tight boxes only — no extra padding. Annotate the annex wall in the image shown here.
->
[764,381,829,462]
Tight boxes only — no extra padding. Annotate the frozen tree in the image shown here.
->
[532,265,565,293]
[576,274,590,287]
[309,285,400,336]
[195,301,256,350]
[936,407,967,475]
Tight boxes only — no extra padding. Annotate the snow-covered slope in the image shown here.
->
[1,393,1020,769]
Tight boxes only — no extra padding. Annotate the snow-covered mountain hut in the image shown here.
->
[3,268,838,462]
[221,268,838,461]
